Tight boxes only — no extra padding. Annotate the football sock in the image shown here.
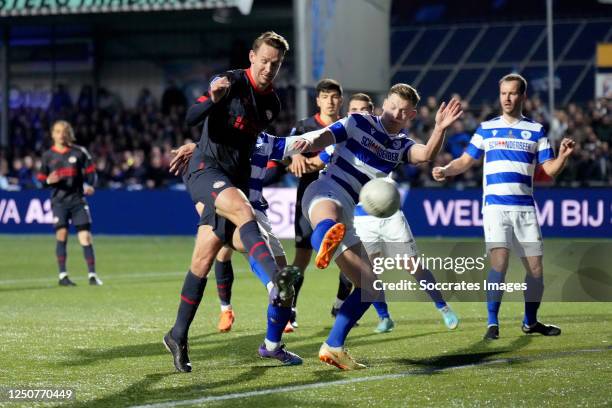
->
[337,273,353,301]
[415,269,447,309]
[214,260,234,306]
[524,274,544,327]
[81,244,96,274]
[239,221,278,282]
[266,304,291,344]
[373,302,390,319]
[486,269,505,326]
[326,288,371,347]
[172,270,207,342]
[310,218,337,251]
[56,240,67,273]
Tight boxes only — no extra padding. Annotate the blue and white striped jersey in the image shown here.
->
[465,116,554,211]
[249,132,302,211]
[324,113,415,203]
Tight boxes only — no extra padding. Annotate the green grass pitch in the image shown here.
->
[0,235,610,407]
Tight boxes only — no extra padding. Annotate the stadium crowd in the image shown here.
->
[0,84,610,191]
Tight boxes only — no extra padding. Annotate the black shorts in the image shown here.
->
[185,167,246,245]
[52,200,92,230]
[294,172,319,249]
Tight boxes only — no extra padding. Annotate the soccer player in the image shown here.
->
[432,73,575,340]
[311,93,459,333]
[292,84,462,369]
[173,131,301,333]
[37,120,102,286]
[163,32,303,372]
[285,78,343,331]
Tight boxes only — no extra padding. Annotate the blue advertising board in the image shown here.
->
[0,188,610,238]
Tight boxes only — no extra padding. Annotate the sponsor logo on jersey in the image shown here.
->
[68,156,77,163]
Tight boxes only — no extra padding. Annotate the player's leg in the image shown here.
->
[215,246,235,332]
[52,203,73,286]
[229,224,301,365]
[165,223,224,372]
[320,242,381,370]
[308,197,346,270]
[288,207,314,329]
[482,208,513,340]
[214,185,282,286]
[71,201,100,285]
[354,213,394,332]
[55,226,73,286]
[513,211,560,336]
[332,273,353,317]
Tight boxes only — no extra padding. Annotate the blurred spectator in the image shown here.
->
[161,81,187,115]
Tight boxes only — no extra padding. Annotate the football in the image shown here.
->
[359,178,401,218]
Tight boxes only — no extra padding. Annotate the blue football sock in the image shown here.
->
[311,219,337,252]
[486,269,506,326]
[415,269,447,309]
[266,304,291,343]
[373,301,390,319]
[523,275,544,326]
[326,288,371,347]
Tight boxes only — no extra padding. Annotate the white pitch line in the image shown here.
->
[129,347,611,408]
[0,271,185,285]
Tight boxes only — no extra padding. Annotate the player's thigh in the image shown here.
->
[71,202,93,235]
[302,178,344,226]
[511,211,543,258]
[216,187,255,226]
[483,208,513,253]
[354,214,382,247]
[380,211,419,260]
[51,203,70,230]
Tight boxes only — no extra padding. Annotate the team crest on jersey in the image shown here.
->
[521,130,531,139]
[265,110,273,120]
[508,130,514,138]
[392,140,402,149]
[68,156,77,163]
[492,130,498,136]
[213,181,226,189]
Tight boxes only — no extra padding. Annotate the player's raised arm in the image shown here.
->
[539,137,575,178]
[408,98,463,164]
[432,152,478,181]
[185,75,231,127]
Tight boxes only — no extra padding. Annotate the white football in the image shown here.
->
[359,178,401,218]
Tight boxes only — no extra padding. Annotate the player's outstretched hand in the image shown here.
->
[435,97,463,129]
[288,154,308,178]
[210,76,231,103]
[432,166,447,182]
[558,138,576,158]
[169,142,197,176]
[46,171,60,184]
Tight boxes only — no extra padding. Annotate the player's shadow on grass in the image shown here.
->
[64,368,347,408]
[389,335,533,373]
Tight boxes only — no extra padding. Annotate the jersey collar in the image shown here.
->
[245,68,274,95]
[51,145,70,154]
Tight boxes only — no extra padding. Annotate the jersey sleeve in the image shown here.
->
[37,152,50,184]
[185,73,233,127]
[80,147,97,186]
[536,131,555,164]
[327,116,350,143]
[465,126,485,160]
[318,144,336,164]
